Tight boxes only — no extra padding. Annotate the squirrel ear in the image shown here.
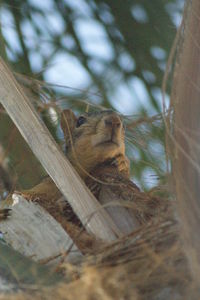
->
[61,109,77,139]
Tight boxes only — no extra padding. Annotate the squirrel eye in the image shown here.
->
[76,116,86,127]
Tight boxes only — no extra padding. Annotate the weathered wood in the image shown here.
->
[0,194,81,264]
[98,187,139,234]
[172,0,200,284]
[0,58,121,242]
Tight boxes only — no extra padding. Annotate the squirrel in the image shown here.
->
[1,109,168,249]
[60,109,166,220]
[60,109,130,179]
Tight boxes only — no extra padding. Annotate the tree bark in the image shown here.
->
[172,0,200,283]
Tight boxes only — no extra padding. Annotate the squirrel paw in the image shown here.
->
[111,155,130,176]
[16,191,44,203]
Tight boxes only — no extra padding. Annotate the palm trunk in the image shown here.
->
[172,0,200,283]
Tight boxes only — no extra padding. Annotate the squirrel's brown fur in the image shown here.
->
[9,109,167,251]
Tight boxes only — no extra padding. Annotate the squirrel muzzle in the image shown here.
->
[91,113,123,148]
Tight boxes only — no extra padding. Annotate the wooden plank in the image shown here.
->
[0,194,81,264]
[0,58,120,241]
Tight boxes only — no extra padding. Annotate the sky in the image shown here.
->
[1,0,182,117]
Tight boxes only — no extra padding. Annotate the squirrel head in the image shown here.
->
[61,109,128,178]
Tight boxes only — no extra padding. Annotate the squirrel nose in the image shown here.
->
[104,115,121,128]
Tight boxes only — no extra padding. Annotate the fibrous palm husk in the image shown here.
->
[0,211,193,300]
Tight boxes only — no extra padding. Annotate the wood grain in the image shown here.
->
[172,0,200,283]
[0,194,81,263]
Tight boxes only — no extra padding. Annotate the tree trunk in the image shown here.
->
[172,0,200,284]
